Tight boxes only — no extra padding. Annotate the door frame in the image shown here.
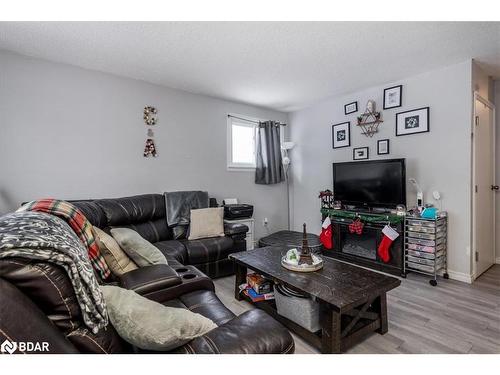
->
[471,91,496,280]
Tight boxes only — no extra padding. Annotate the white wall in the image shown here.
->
[495,80,500,263]
[0,50,288,239]
[289,61,473,279]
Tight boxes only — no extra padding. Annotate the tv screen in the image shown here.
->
[333,159,406,208]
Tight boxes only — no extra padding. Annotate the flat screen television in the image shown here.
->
[332,158,406,209]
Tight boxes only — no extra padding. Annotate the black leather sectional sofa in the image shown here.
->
[0,194,295,354]
[72,194,248,278]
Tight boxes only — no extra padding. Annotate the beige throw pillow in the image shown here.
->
[101,285,217,351]
[188,207,225,240]
[110,228,168,267]
[93,227,138,276]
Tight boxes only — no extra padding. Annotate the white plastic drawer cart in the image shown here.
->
[404,214,449,286]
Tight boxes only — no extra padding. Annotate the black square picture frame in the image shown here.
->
[383,85,402,109]
[396,107,430,136]
[353,147,369,160]
[344,101,358,115]
[377,139,390,155]
[332,122,351,149]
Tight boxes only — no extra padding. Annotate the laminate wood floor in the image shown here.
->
[213,264,500,354]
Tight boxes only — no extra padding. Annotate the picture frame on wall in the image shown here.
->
[344,101,358,115]
[383,85,402,109]
[396,107,430,136]
[353,147,369,160]
[377,139,390,155]
[332,121,351,149]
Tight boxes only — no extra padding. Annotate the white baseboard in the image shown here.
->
[446,270,473,284]
[496,257,500,264]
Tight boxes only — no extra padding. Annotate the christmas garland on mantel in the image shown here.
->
[321,208,404,225]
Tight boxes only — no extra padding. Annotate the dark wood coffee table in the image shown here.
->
[229,247,401,353]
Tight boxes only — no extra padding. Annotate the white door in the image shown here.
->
[472,94,496,278]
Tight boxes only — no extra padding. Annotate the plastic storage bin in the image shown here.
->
[405,215,448,286]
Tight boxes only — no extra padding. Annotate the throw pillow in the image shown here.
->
[110,228,167,267]
[92,227,138,276]
[188,207,225,240]
[101,285,217,351]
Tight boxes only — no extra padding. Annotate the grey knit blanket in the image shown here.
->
[0,211,108,333]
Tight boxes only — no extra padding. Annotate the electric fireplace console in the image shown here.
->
[321,209,405,277]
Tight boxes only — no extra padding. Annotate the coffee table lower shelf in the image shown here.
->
[236,278,386,353]
[230,248,399,354]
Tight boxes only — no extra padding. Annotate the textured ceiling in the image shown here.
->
[0,22,499,112]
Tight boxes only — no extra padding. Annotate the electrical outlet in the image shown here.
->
[263,217,268,226]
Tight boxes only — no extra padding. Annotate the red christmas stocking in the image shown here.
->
[378,225,399,263]
[319,217,333,249]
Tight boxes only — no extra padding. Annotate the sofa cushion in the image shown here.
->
[188,207,225,240]
[72,201,107,228]
[153,240,188,265]
[93,227,138,276]
[162,290,235,326]
[111,228,167,267]
[114,220,171,244]
[101,285,217,351]
[96,194,165,225]
[182,237,234,265]
[95,194,171,242]
[169,309,295,354]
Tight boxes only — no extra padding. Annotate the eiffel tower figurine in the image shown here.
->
[298,223,313,265]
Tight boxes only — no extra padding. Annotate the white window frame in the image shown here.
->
[226,113,285,171]
[226,113,259,171]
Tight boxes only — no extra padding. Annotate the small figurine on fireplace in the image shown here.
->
[319,190,334,209]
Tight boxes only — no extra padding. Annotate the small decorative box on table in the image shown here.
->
[405,214,449,286]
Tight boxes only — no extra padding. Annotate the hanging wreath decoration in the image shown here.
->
[143,106,157,125]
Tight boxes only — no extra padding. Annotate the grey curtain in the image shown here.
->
[255,121,285,185]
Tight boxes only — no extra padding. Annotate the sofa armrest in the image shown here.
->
[139,265,215,303]
[169,309,295,354]
[224,223,249,238]
[118,264,182,295]
[0,278,79,354]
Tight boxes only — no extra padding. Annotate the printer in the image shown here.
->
[222,198,253,219]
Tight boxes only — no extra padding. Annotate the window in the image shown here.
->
[226,113,284,170]
[227,114,258,170]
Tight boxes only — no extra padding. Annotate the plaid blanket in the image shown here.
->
[18,199,111,280]
[0,211,108,333]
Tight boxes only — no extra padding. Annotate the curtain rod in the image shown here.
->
[227,114,286,126]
